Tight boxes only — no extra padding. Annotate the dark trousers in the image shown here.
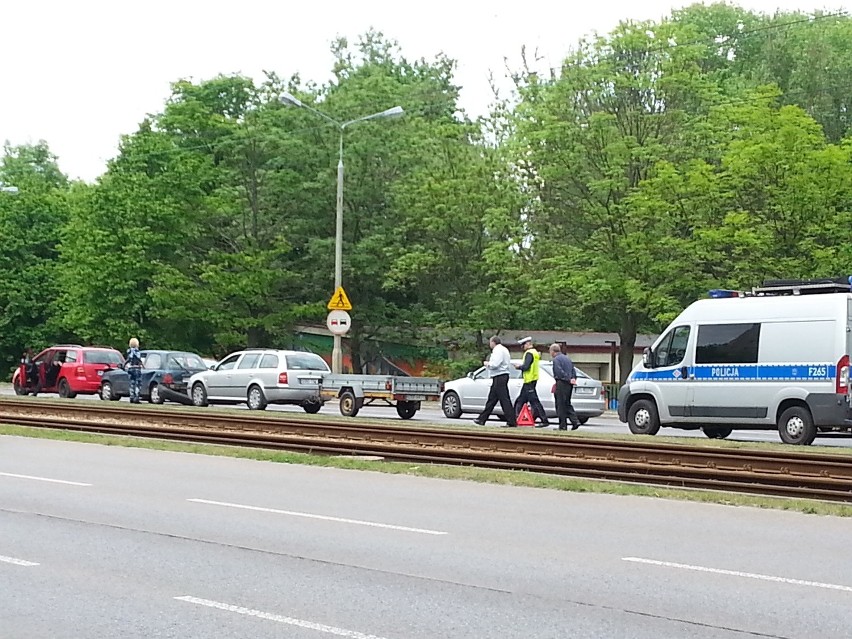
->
[514,381,549,424]
[477,374,516,426]
[128,367,142,402]
[555,380,581,429]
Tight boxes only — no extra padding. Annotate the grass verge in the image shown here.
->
[3,423,851,518]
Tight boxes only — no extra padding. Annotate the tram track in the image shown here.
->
[2,397,851,502]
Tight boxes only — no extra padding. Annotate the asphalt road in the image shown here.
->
[3,384,852,448]
[2,436,851,638]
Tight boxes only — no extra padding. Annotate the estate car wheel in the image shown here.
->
[702,426,732,439]
[13,377,27,396]
[191,383,208,408]
[627,399,661,435]
[149,383,164,405]
[396,401,418,420]
[777,406,816,445]
[57,378,76,399]
[247,385,268,411]
[441,391,462,419]
[302,401,322,414]
[339,391,360,417]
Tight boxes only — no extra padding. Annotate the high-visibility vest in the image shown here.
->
[522,348,540,384]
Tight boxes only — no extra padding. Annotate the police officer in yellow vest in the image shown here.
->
[514,336,550,427]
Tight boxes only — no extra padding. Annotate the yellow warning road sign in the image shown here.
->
[327,286,352,311]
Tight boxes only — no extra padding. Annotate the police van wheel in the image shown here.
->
[627,399,660,435]
[777,406,816,445]
[702,427,732,439]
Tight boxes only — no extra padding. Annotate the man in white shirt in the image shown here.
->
[474,336,517,427]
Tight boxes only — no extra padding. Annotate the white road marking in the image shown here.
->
[187,498,447,535]
[176,596,390,638]
[0,472,91,486]
[0,555,39,567]
[623,557,852,593]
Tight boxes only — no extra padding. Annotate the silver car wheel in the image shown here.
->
[101,382,112,401]
[192,384,206,407]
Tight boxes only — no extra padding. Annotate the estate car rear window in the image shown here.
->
[83,351,123,365]
[259,354,279,369]
[696,323,761,364]
[168,354,207,370]
[285,353,329,371]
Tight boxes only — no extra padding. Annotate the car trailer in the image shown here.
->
[319,373,444,419]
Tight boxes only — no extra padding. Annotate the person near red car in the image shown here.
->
[126,338,144,404]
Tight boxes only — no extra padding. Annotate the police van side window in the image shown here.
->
[696,323,760,364]
[654,326,690,367]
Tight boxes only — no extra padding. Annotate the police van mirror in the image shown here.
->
[642,347,652,368]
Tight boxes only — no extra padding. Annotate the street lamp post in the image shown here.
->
[280,92,403,374]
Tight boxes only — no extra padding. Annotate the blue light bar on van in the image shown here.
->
[708,289,742,298]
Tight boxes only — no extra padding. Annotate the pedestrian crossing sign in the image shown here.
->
[327,286,352,311]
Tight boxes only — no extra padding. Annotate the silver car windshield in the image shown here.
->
[285,353,330,371]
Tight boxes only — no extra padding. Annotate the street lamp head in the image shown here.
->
[280,91,305,108]
[378,105,404,119]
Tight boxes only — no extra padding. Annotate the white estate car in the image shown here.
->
[187,349,329,412]
[441,359,605,423]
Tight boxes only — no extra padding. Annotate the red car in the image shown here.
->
[13,344,124,398]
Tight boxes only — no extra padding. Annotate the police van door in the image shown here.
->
[690,323,763,422]
[646,325,693,421]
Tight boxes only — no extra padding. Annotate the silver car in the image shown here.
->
[441,359,605,423]
[187,349,329,412]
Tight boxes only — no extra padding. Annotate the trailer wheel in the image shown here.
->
[777,405,816,445]
[340,391,361,417]
[702,426,732,439]
[396,401,417,420]
[302,400,322,414]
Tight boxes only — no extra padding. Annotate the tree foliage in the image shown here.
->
[4,8,852,381]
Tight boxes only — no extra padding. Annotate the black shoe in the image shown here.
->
[558,426,567,431]
[534,423,548,428]
[571,423,580,430]
[473,419,486,426]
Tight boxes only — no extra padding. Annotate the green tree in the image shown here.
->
[0,142,70,371]
[508,18,725,382]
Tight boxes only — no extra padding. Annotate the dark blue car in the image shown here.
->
[99,350,209,404]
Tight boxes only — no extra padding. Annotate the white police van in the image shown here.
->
[617,278,852,445]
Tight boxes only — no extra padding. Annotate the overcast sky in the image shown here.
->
[0,0,843,181]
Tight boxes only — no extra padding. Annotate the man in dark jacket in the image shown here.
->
[549,343,581,430]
